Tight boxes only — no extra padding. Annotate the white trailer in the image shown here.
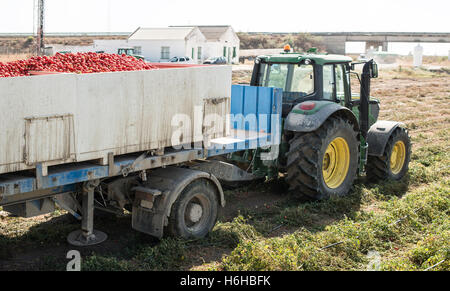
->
[0,65,231,176]
[0,67,282,246]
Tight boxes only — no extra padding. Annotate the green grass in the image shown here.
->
[213,180,449,271]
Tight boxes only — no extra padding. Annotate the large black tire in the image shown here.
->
[366,127,411,181]
[167,179,219,239]
[286,117,359,200]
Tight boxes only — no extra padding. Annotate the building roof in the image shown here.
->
[128,27,196,40]
[196,26,230,41]
[171,25,232,41]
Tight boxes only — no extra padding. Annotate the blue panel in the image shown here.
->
[242,86,258,131]
[231,85,244,116]
[231,85,282,135]
[257,87,273,134]
[230,85,244,130]
[272,88,283,115]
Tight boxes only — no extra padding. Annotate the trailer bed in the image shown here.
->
[0,85,282,206]
[0,65,231,175]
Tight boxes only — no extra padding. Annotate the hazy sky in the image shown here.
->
[0,0,449,33]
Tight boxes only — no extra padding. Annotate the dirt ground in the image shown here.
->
[0,64,448,271]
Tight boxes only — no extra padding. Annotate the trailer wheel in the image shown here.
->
[366,127,411,181]
[286,117,359,200]
[167,179,218,239]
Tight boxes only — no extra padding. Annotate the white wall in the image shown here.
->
[186,28,207,63]
[129,40,186,62]
[203,27,240,64]
[93,40,129,54]
[93,39,186,62]
[93,28,207,63]
[47,44,97,54]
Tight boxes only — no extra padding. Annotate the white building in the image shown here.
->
[93,26,240,64]
[173,25,240,64]
[200,26,240,64]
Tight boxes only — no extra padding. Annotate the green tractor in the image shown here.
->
[228,47,411,200]
[118,47,145,61]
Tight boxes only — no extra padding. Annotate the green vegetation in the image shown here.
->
[216,181,449,271]
[238,32,325,52]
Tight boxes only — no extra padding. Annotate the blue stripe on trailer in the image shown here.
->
[0,175,35,196]
[36,163,109,189]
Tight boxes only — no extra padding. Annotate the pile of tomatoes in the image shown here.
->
[0,52,157,78]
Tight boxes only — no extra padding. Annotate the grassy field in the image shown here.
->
[0,66,448,271]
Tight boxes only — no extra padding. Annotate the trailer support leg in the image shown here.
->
[67,180,107,246]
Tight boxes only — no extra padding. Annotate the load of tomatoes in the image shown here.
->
[0,52,157,78]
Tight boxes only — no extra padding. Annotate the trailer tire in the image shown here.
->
[366,127,411,182]
[286,117,359,200]
[167,179,219,239]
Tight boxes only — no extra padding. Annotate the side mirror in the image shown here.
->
[371,62,378,78]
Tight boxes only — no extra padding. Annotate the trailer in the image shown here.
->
[0,64,232,175]
[0,67,282,246]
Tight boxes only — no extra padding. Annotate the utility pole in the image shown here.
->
[36,0,45,55]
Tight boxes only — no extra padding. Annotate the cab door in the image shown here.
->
[322,63,347,102]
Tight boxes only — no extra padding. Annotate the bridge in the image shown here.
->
[246,32,450,54]
[309,32,450,54]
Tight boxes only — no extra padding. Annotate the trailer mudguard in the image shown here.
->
[131,167,225,239]
[284,101,359,133]
[367,120,405,157]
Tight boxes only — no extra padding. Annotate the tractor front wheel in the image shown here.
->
[286,117,359,200]
[366,127,411,181]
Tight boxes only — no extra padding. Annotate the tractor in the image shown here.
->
[117,47,145,61]
[225,46,411,200]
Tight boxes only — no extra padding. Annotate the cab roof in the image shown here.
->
[257,53,353,65]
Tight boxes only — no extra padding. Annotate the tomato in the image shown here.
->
[0,53,157,78]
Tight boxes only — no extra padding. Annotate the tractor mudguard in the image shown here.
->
[367,120,406,157]
[131,167,225,239]
[284,101,359,133]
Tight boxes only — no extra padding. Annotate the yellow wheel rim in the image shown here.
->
[322,137,350,189]
[390,141,406,175]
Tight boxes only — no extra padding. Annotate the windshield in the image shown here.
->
[259,63,314,96]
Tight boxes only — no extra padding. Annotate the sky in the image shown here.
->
[0,0,449,54]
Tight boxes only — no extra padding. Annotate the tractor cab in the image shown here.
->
[250,47,380,120]
[117,47,145,61]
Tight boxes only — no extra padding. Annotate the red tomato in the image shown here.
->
[0,53,157,78]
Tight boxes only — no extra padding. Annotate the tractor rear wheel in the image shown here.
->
[366,127,411,181]
[286,117,359,200]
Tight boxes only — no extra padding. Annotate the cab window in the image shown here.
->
[323,65,334,100]
[335,64,345,100]
[291,65,314,95]
[264,63,289,90]
[261,63,314,95]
